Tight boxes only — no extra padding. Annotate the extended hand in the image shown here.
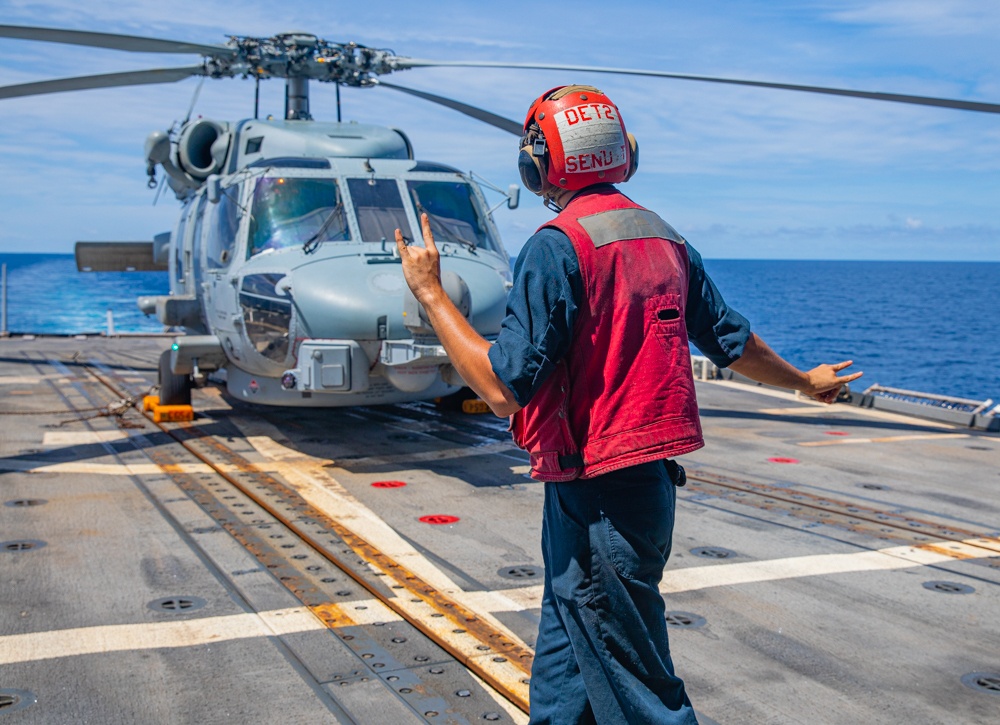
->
[395,213,442,304]
[803,360,863,404]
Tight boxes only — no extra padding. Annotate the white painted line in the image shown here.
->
[339,598,403,625]
[0,607,326,666]
[0,460,213,475]
[758,406,841,416]
[43,431,129,446]
[0,374,61,385]
[799,433,969,447]
[658,544,956,593]
[230,418,530,649]
[491,540,989,612]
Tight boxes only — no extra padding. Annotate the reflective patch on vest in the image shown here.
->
[578,209,686,248]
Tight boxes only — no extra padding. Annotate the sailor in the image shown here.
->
[396,85,862,724]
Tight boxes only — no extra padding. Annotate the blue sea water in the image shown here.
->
[1,253,997,402]
[701,259,1000,404]
[0,253,168,336]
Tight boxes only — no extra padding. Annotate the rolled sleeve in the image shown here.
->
[488,228,581,407]
[685,242,751,367]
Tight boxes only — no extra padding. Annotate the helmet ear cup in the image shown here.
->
[625,133,639,181]
[518,146,545,195]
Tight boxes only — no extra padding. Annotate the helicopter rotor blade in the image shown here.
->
[0,66,206,100]
[0,24,234,56]
[377,81,522,135]
[394,59,1000,115]
[183,76,206,125]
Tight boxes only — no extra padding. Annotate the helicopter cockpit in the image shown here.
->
[161,146,514,407]
[245,172,504,258]
[248,176,350,257]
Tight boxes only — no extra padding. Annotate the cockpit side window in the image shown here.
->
[206,183,242,269]
[248,177,350,258]
[405,180,499,253]
[347,178,413,242]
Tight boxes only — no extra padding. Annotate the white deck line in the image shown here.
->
[495,540,986,612]
[0,607,326,666]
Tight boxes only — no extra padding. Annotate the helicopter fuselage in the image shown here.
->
[143,118,513,407]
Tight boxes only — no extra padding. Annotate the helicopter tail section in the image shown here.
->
[75,241,168,272]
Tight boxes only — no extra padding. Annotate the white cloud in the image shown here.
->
[1,2,998,259]
[827,1,1000,36]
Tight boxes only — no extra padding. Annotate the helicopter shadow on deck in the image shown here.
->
[0,427,182,477]
[247,402,533,489]
[0,354,158,374]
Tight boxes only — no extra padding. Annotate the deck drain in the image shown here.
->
[0,689,36,714]
[497,565,543,580]
[4,499,47,508]
[923,581,974,595]
[665,611,706,628]
[962,672,1000,695]
[2,540,46,552]
[147,596,207,613]
[690,546,736,560]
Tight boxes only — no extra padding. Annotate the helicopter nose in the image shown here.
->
[288,258,406,341]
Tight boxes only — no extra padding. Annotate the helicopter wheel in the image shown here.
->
[158,349,192,406]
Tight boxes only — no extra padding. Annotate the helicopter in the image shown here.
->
[1,24,997,408]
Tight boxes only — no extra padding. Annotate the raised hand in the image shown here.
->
[803,360,864,403]
[395,212,441,305]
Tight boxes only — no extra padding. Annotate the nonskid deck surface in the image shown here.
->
[1,336,997,724]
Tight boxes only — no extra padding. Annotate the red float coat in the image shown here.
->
[509,187,704,481]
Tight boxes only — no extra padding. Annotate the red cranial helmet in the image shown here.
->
[518,85,638,196]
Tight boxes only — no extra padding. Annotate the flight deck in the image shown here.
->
[1,335,998,724]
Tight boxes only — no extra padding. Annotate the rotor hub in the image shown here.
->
[209,33,400,87]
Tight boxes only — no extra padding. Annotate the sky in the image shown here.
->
[0,0,998,261]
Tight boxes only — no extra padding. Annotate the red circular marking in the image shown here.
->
[419,515,460,525]
[825,431,850,436]
[768,457,800,464]
[371,480,407,489]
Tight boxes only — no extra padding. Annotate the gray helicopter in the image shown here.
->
[2,25,997,408]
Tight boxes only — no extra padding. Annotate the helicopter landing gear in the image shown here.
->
[158,349,192,406]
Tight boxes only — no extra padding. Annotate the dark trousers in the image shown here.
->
[528,461,697,724]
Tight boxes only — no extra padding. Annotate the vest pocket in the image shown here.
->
[647,293,683,341]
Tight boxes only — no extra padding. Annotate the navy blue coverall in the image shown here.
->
[488,227,751,724]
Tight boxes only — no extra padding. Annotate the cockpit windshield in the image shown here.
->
[248,177,350,257]
[405,180,501,254]
[347,178,413,242]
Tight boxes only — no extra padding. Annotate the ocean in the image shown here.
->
[1,253,998,403]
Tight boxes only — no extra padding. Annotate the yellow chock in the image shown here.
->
[153,404,195,423]
[461,398,491,415]
[142,395,160,412]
